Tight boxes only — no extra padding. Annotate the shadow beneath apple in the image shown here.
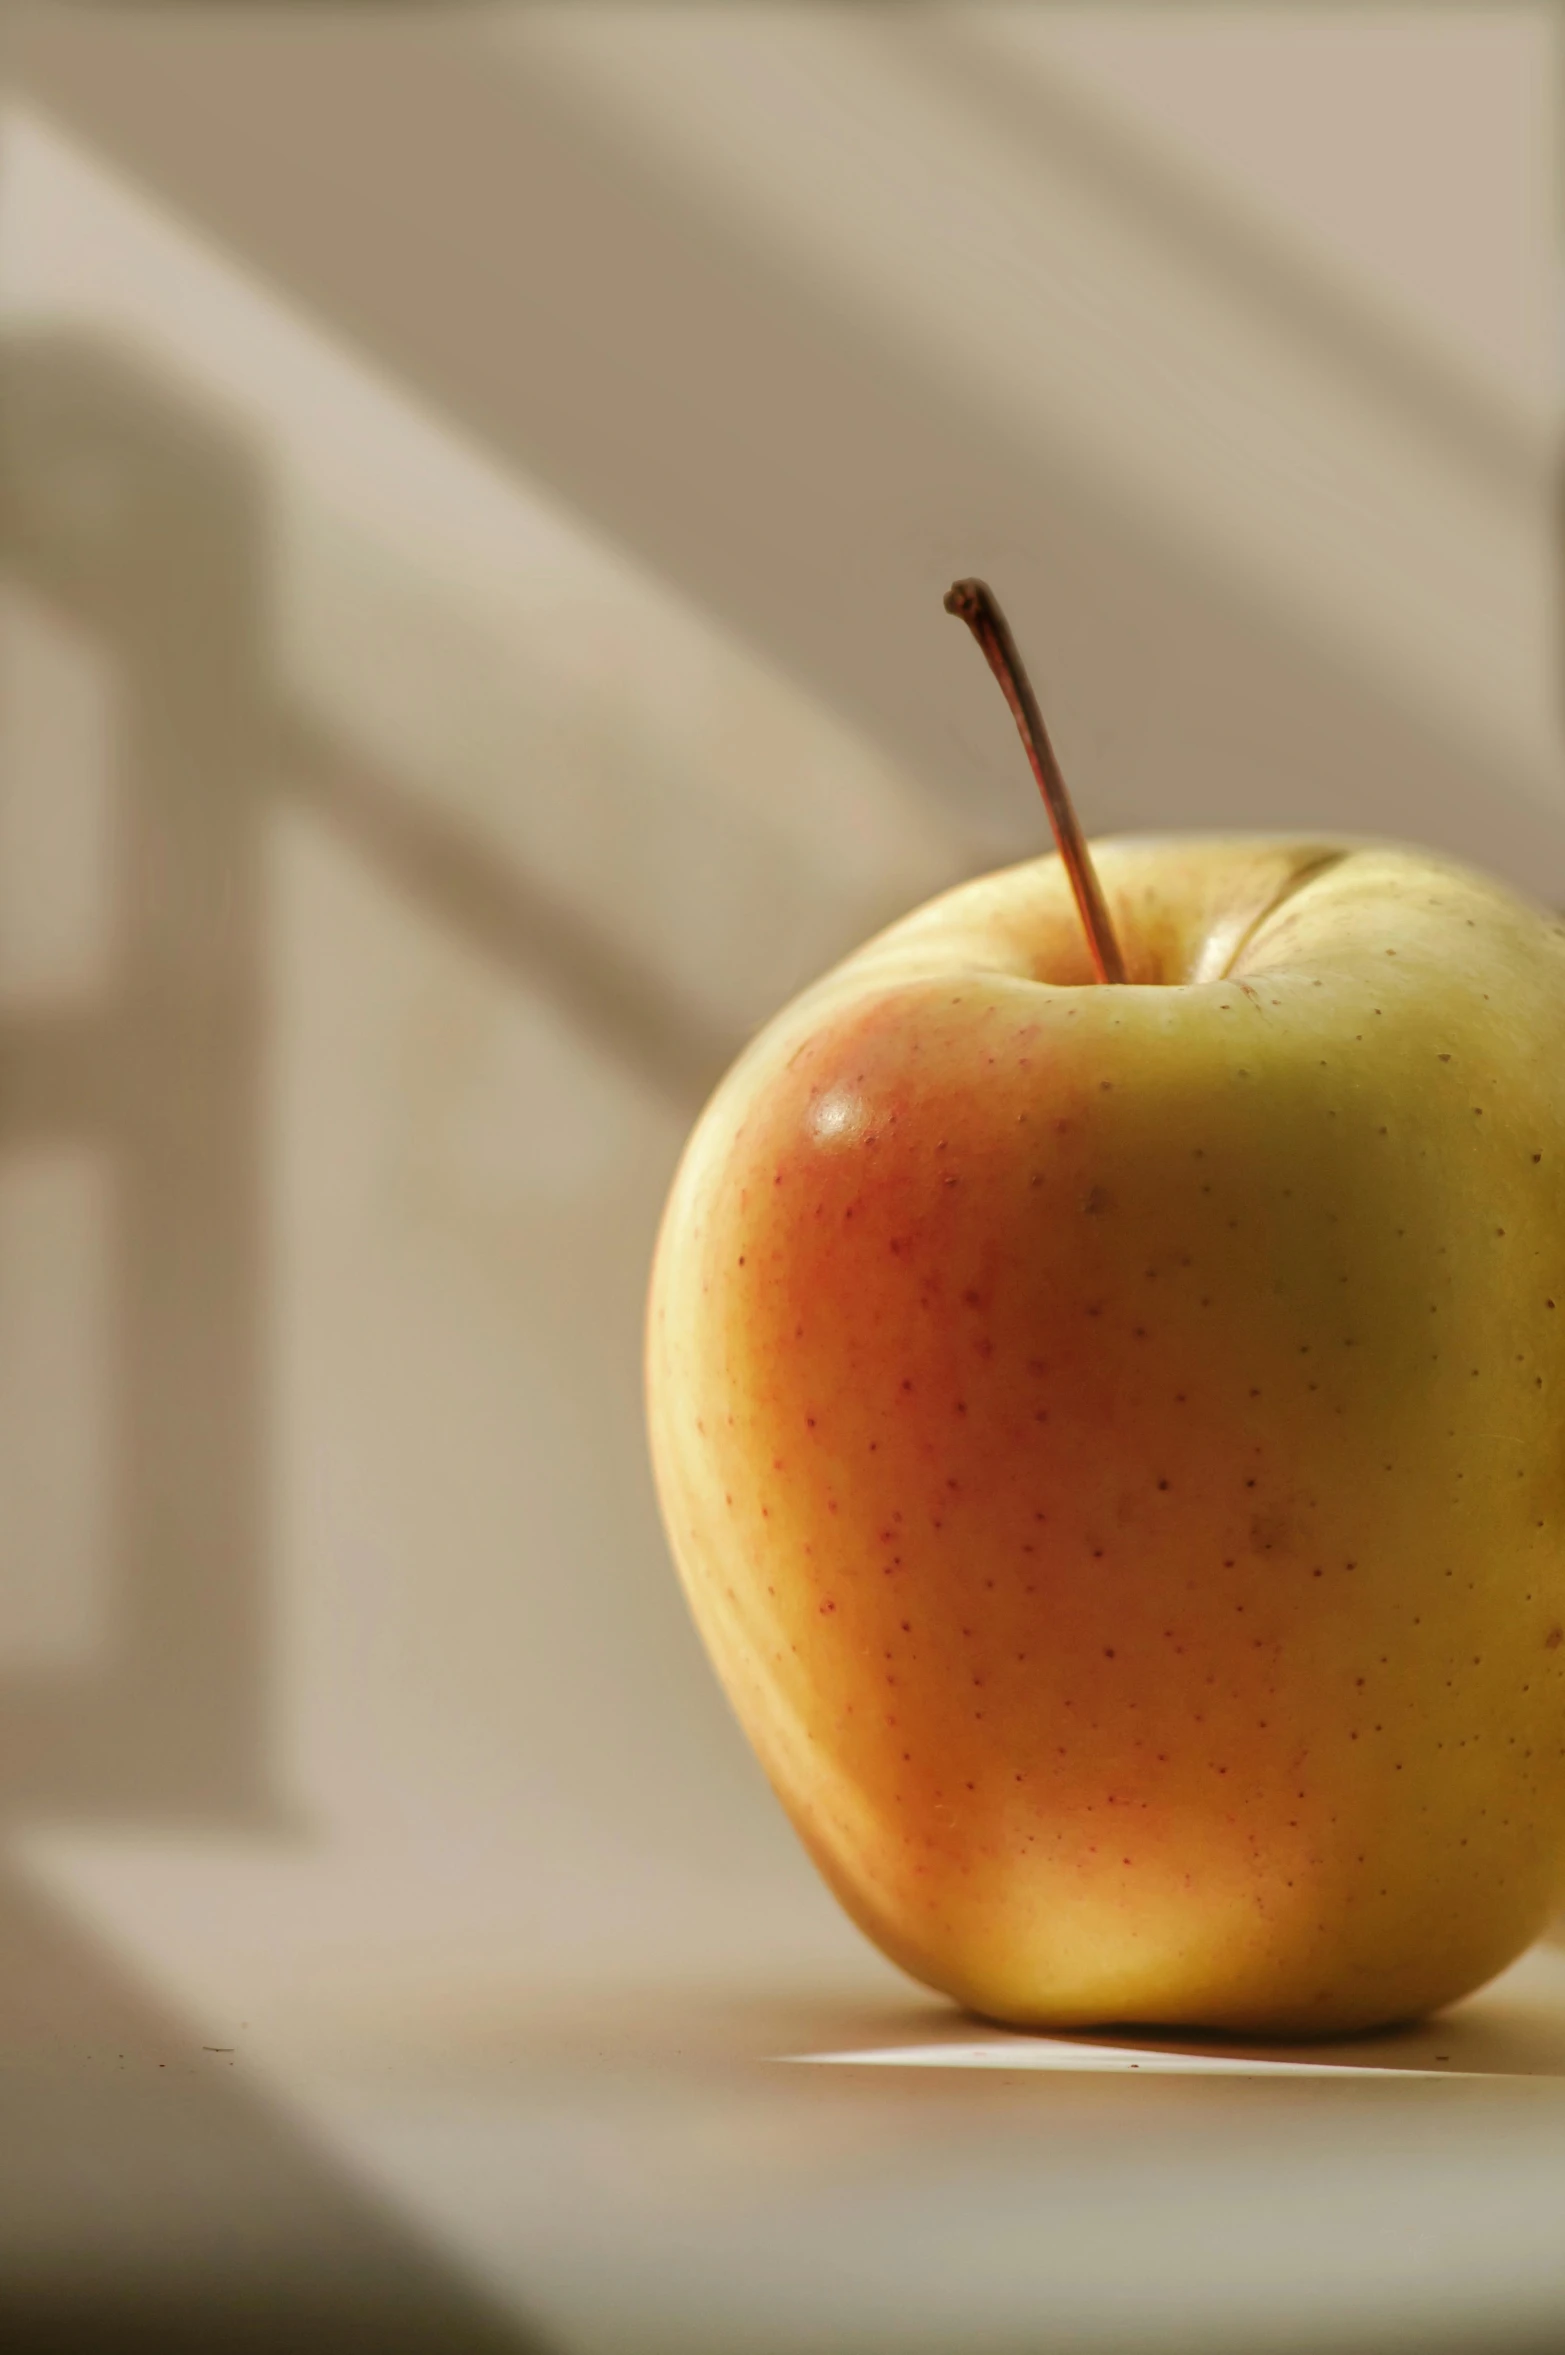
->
[819,1941,1565,2083]
[473,1953,1565,2091]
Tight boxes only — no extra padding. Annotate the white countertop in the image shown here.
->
[4,1852,1563,2355]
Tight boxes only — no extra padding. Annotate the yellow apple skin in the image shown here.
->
[647,838,1565,2036]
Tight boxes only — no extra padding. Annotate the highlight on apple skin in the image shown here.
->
[646,824,1565,2039]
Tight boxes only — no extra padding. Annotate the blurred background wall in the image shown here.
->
[0,5,1560,2345]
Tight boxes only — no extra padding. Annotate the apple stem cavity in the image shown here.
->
[945,578,1127,985]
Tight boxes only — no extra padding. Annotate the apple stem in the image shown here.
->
[945,579,1127,985]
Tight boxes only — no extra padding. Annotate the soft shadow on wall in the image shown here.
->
[1,320,750,1830]
[14,10,1564,889]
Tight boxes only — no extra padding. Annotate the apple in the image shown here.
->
[645,583,1565,2037]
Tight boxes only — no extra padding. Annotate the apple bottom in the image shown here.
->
[767,1759,1542,2041]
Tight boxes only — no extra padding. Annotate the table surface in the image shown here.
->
[3,1858,1564,2355]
